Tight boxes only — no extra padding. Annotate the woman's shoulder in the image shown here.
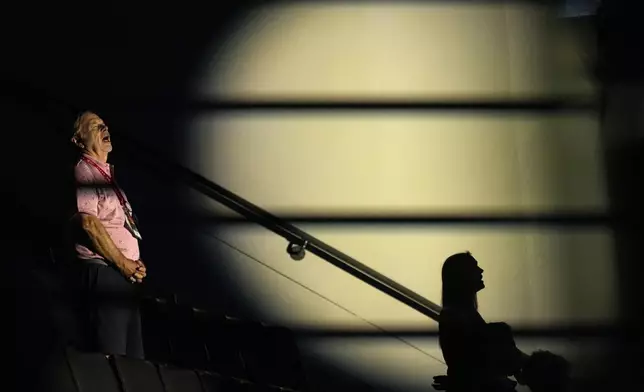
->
[440,306,479,317]
[440,307,486,326]
[440,307,468,323]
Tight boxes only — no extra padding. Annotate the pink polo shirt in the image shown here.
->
[75,154,140,264]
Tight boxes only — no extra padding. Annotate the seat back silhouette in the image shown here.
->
[111,355,165,392]
[36,348,77,392]
[241,325,305,389]
[195,311,249,378]
[65,348,121,392]
[167,304,209,369]
[198,370,250,392]
[158,364,203,392]
[140,296,173,364]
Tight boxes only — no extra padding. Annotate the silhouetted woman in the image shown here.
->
[438,252,528,391]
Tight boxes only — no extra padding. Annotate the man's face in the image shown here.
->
[78,113,112,154]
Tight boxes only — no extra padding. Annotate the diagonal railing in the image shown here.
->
[119,130,443,321]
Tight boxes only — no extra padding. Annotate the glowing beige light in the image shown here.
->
[190,2,614,391]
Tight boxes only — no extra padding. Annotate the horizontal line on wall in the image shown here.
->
[107,98,596,113]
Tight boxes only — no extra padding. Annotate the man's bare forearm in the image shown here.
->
[79,213,127,268]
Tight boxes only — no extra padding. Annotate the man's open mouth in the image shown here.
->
[102,134,111,142]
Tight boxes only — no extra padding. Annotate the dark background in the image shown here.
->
[3,0,644,390]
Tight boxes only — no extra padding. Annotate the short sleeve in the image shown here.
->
[75,163,99,217]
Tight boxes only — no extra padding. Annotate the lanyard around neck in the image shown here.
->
[80,156,142,240]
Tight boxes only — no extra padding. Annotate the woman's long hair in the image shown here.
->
[441,251,479,310]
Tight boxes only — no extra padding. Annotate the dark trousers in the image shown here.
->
[71,261,144,359]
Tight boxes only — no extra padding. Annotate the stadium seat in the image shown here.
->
[111,355,165,392]
[194,311,248,379]
[240,325,305,390]
[166,304,209,369]
[158,364,203,392]
[140,296,172,364]
[65,348,120,392]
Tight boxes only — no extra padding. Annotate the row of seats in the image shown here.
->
[44,346,293,392]
[139,296,305,391]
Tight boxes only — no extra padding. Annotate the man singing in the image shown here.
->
[69,111,147,358]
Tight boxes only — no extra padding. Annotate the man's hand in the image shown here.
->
[133,260,147,283]
[79,214,147,283]
[117,258,146,283]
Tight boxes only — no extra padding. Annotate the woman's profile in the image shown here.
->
[438,252,527,391]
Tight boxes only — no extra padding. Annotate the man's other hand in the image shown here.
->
[136,259,146,273]
[118,258,146,283]
[132,259,147,283]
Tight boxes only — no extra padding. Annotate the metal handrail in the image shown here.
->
[118,131,442,321]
